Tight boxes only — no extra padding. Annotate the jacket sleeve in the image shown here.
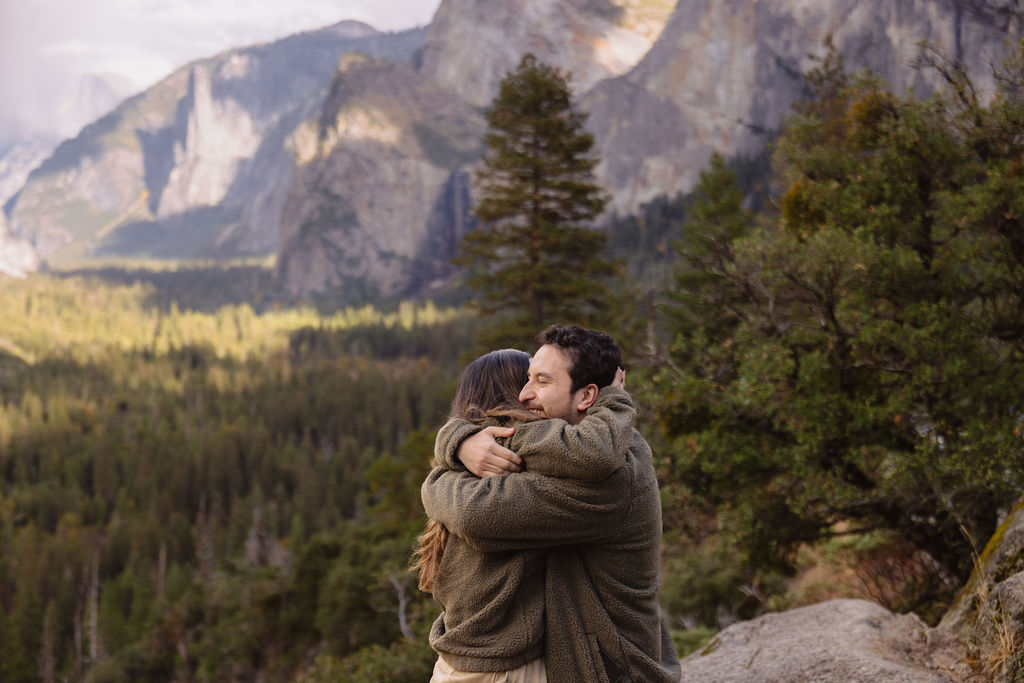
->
[420,461,631,552]
[433,417,484,471]
[511,386,634,481]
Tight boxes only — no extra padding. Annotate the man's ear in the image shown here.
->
[575,384,599,412]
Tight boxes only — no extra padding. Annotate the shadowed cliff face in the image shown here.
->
[273,0,675,299]
[275,54,483,300]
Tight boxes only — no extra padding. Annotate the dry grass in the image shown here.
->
[981,598,1022,679]
[961,523,1022,680]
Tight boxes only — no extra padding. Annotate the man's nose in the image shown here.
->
[519,384,534,402]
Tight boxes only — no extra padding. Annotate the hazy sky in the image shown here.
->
[0,0,442,139]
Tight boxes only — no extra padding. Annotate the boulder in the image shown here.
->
[679,501,1024,682]
[679,598,966,682]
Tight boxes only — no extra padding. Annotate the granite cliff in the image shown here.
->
[275,54,483,299]
[282,0,1016,296]
[416,0,675,107]
[275,0,673,298]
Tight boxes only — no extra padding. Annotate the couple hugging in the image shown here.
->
[414,325,681,683]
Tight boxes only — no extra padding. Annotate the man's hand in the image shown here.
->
[613,367,625,390]
[457,426,522,477]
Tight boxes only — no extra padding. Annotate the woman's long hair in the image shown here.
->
[412,349,536,593]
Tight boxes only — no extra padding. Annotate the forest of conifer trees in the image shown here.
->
[0,274,471,681]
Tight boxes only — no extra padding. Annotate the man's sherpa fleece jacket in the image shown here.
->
[423,386,681,683]
[423,387,635,673]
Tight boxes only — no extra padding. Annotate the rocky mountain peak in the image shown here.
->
[326,20,382,39]
[60,73,137,140]
[156,63,261,218]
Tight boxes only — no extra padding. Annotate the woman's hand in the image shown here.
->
[456,426,522,477]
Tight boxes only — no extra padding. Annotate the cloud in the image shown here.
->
[38,40,100,58]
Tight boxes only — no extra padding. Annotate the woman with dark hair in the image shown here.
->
[413,349,635,682]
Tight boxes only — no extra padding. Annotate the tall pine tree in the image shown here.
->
[457,54,612,349]
[669,152,754,340]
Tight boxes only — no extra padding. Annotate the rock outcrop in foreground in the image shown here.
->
[680,599,967,682]
[680,503,1024,682]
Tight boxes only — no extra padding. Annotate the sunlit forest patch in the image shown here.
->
[1,272,467,362]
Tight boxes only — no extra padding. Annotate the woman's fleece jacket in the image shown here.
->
[422,386,681,683]
[422,387,634,673]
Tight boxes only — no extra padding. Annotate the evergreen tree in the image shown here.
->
[668,152,754,340]
[0,278,466,681]
[457,53,613,349]
[656,40,1024,615]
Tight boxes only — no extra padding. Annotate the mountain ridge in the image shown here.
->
[3,0,1020,300]
[5,21,428,266]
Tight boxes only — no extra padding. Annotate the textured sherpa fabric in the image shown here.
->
[424,387,636,673]
[424,387,680,682]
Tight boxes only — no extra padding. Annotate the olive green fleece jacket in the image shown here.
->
[424,386,681,683]
[423,387,637,673]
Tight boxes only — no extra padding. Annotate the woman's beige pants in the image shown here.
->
[429,655,547,682]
